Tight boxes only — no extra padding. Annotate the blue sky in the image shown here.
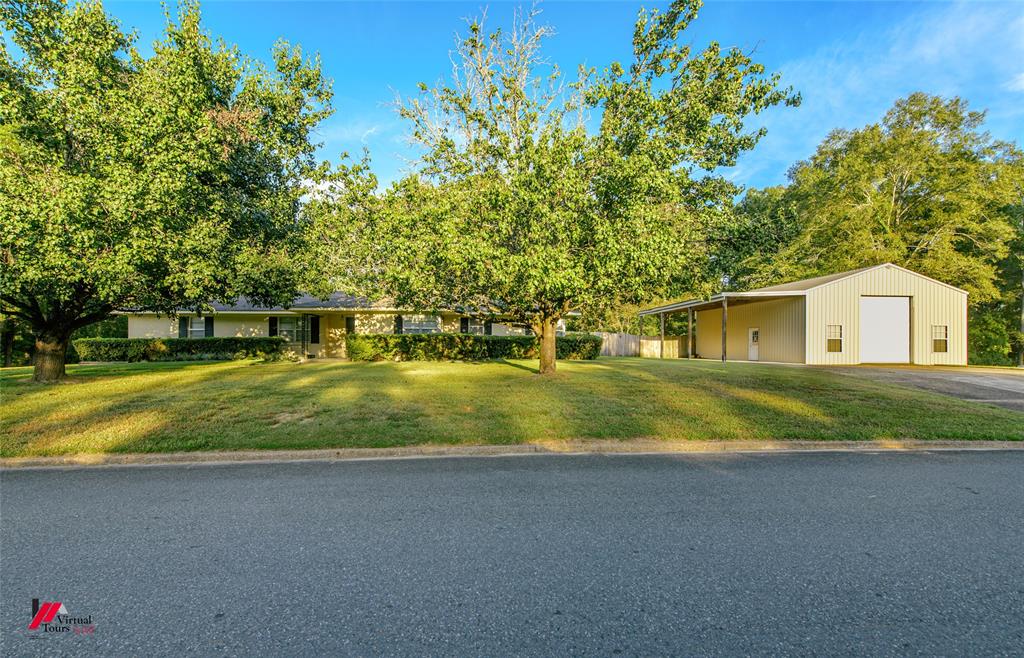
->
[106,0,1024,190]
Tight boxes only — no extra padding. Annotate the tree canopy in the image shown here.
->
[318,0,798,373]
[735,94,1022,305]
[0,0,332,381]
[721,93,1024,364]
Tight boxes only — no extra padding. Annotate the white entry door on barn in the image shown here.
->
[748,328,759,361]
[859,296,910,363]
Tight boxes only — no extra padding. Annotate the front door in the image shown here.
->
[748,327,760,361]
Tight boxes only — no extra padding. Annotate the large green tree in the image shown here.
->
[712,185,799,289]
[325,1,797,374]
[975,201,1023,365]
[733,94,1023,364]
[739,94,1023,303]
[0,0,332,381]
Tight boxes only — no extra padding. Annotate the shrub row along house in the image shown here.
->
[639,263,968,365]
[126,294,567,359]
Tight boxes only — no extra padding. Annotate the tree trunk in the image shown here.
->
[33,333,69,383]
[538,316,557,375]
[1,326,13,367]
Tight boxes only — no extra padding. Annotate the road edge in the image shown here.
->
[2,439,1023,470]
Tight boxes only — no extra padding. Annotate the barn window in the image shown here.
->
[932,325,948,353]
[826,325,843,353]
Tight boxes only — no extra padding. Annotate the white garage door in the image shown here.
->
[859,297,910,363]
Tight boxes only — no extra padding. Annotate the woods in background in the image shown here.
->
[616,93,1022,365]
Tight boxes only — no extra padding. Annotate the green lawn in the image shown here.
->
[1,358,1021,457]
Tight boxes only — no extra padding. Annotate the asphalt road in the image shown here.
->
[2,452,1023,656]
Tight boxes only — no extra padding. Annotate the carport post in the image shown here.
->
[687,308,694,359]
[721,297,728,363]
[636,313,643,357]
[659,312,665,359]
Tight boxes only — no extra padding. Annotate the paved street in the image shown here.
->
[2,452,1023,656]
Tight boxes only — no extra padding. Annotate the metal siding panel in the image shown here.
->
[694,299,804,362]
[695,308,721,359]
[807,264,966,365]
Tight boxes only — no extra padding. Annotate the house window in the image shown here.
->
[826,325,843,353]
[932,325,948,353]
[277,317,305,343]
[402,314,441,334]
[189,317,206,339]
[345,316,356,333]
[467,319,487,335]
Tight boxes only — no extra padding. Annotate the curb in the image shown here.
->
[2,440,1023,470]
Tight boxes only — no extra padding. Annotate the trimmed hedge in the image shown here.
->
[73,337,286,362]
[345,333,602,362]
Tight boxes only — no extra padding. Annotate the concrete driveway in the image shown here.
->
[835,366,1024,412]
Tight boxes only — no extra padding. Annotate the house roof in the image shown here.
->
[638,263,966,316]
[207,292,390,312]
[125,293,581,317]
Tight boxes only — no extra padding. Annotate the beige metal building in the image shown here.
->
[639,263,968,366]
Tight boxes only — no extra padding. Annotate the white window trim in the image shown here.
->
[826,324,843,353]
[278,316,302,343]
[189,316,206,339]
[403,314,442,335]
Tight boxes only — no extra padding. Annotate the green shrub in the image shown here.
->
[73,337,286,362]
[345,333,602,362]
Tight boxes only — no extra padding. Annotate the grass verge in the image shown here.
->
[1,358,1021,457]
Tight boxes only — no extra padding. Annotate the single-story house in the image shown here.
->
[126,293,566,358]
[639,263,968,365]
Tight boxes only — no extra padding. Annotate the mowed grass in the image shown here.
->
[1,358,1021,457]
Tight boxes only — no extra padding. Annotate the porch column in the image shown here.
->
[721,298,728,363]
[687,308,694,359]
[659,312,665,359]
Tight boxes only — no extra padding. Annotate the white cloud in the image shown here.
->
[734,1,1024,188]
[1004,73,1024,92]
[317,118,386,145]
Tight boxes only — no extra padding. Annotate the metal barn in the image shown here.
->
[638,264,968,366]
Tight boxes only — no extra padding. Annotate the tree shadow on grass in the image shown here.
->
[495,359,539,374]
[6,358,1023,458]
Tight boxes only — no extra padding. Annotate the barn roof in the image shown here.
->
[638,263,966,316]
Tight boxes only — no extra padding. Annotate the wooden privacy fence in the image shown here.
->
[592,332,639,357]
[592,332,688,358]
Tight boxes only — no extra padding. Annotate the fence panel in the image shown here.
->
[641,336,684,358]
[593,332,687,358]
[591,332,639,357]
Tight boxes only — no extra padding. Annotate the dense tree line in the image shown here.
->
[4,0,1018,382]
[720,94,1023,365]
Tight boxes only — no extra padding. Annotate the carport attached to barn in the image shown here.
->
[638,264,968,366]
